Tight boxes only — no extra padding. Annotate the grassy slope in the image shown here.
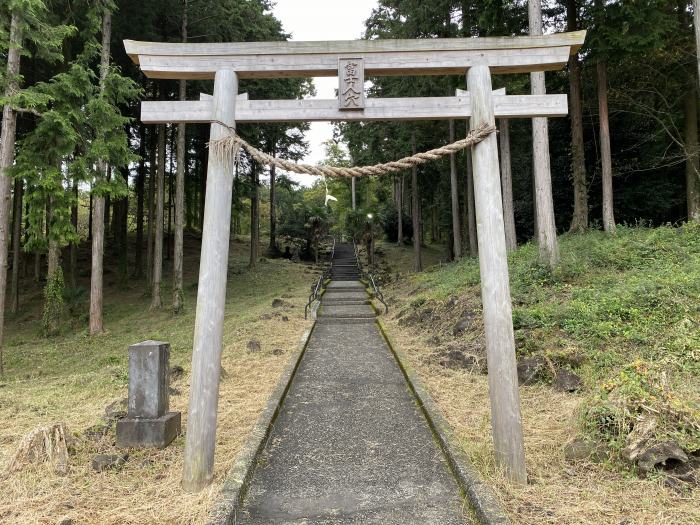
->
[0,235,318,524]
[376,225,700,524]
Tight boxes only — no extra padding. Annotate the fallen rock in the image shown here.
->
[564,437,596,462]
[452,314,474,336]
[169,365,184,381]
[104,399,128,420]
[517,356,548,386]
[553,370,583,393]
[272,348,284,356]
[419,308,433,323]
[84,423,112,441]
[56,518,74,525]
[436,349,486,373]
[637,441,688,474]
[91,454,128,473]
[272,298,291,308]
[282,316,289,322]
[665,458,700,489]
[246,340,262,353]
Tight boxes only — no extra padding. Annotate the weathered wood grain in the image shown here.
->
[124,32,586,79]
[141,94,568,124]
[182,69,238,493]
[468,64,527,485]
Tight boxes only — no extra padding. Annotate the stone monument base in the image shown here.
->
[117,412,181,449]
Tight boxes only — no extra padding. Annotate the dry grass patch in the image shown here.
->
[382,286,700,525]
[0,236,317,524]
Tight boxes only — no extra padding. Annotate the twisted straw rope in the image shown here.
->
[209,121,497,179]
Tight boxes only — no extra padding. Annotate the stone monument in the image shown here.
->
[116,340,181,448]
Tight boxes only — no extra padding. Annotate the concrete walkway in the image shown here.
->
[236,245,469,524]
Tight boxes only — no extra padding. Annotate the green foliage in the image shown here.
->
[42,267,65,337]
[404,224,700,461]
[12,1,139,254]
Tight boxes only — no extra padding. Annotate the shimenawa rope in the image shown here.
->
[208,120,497,179]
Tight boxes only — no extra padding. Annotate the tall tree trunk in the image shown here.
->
[118,168,128,281]
[596,60,616,233]
[89,8,112,335]
[249,163,259,268]
[69,182,78,288]
[173,41,187,312]
[411,135,422,272]
[685,88,700,222]
[351,176,356,210]
[135,124,146,277]
[0,9,22,365]
[88,193,92,240]
[529,0,560,267]
[146,124,156,288]
[694,0,700,90]
[104,193,110,241]
[499,119,517,251]
[397,174,403,245]
[46,198,62,335]
[167,126,174,261]
[151,123,165,310]
[10,179,22,315]
[449,120,462,258]
[567,0,588,232]
[268,149,278,254]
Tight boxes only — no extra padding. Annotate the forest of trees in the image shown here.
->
[0,0,699,359]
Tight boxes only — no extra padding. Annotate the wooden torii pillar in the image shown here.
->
[125,30,586,491]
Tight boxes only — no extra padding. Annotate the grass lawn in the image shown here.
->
[375,225,700,524]
[0,234,318,524]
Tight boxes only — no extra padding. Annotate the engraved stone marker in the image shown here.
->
[116,341,181,449]
[339,58,365,110]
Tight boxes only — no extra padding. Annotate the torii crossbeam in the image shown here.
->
[125,30,586,493]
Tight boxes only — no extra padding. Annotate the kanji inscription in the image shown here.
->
[338,58,365,110]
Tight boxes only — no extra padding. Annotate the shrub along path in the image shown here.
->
[236,244,469,524]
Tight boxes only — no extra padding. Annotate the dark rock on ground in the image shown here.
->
[104,399,128,420]
[553,370,583,393]
[282,316,289,322]
[418,308,433,323]
[272,298,292,308]
[435,348,486,373]
[272,348,284,356]
[168,387,182,396]
[517,356,548,386]
[637,441,688,474]
[91,454,128,473]
[170,365,184,381]
[247,340,262,353]
[665,458,700,490]
[452,313,475,336]
[84,423,113,441]
[563,437,603,462]
[56,518,74,525]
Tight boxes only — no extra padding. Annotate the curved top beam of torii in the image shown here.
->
[124,30,586,80]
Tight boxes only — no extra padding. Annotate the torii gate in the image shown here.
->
[125,30,586,492]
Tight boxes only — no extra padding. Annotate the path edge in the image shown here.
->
[376,317,512,525]
[207,321,317,525]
